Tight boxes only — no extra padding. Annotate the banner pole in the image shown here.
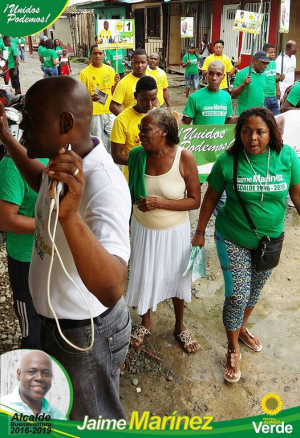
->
[281,33,285,75]
[115,46,118,74]
[246,0,263,98]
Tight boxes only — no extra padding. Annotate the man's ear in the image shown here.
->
[17,368,21,381]
[60,112,74,134]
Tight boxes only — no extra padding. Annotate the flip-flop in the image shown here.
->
[130,325,151,347]
[224,350,242,383]
[174,329,198,354]
[239,328,262,352]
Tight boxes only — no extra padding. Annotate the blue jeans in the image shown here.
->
[264,96,280,116]
[40,296,131,421]
[44,66,58,77]
[185,74,199,90]
[90,113,116,153]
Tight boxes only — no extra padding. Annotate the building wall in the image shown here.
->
[44,17,74,54]
[284,0,300,72]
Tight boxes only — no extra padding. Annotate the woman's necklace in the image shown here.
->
[243,147,270,207]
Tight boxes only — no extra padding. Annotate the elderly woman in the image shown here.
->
[126,108,200,353]
[192,107,300,382]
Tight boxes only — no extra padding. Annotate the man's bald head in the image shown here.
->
[19,350,52,373]
[208,61,225,73]
[26,76,92,123]
[17,351,53,405]
[20,76,94,158]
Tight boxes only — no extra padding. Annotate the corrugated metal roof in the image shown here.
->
[62,5,93,15]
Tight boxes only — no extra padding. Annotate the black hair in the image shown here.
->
[214,39,224,46]
[136,76,157,94]
[133,49,147,59]
[144,108,179,146]
[227,107,283,155]
[3,36,10,41]
[90,44,104,54]
[45,39,54,49]
[263,43,275,51]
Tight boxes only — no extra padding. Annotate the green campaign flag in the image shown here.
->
[179,124,235,182]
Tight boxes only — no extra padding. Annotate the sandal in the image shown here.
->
[174,329,198,354]
[130,325,151,347]
[239,328,262,352]
[224,349,241,383]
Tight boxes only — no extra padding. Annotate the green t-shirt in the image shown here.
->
[264,60,277,97]
[54,46,63,55]
[10,37,19,46]
[0,40,5,52]
[233,66,267,115]
[0,156,48,262]
[43,48,58,67]
[183,87,233,125]
[182,53,199,75]
[105,49,125,74]
[38,45,45,57]
[7,44,18,69]
[287,82,300,108]
[207,145,300,248]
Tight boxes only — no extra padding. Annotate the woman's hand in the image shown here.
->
[135,196,160,212]
[191,234,205,248]
[44,148,85,221]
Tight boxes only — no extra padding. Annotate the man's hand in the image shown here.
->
[135,196,160,212]
[243,75,251,87]
[235,57,242,67]
[91,93,100,102]
[0,102,13,143]
[114,73,120,84]
[13,69,17,77]
[44,148,85,221]
[279,73,285,81]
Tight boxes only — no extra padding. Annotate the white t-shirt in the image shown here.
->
[200,42,210,57]
[276,53,297,95]
[29,138,131,319]
[276,110,300,157]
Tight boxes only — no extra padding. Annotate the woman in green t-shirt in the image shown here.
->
[182,45,199,98]
[192,107,300,383]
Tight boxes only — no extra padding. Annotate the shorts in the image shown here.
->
[9,68,20,90]
[60,64,70,75]
[185,74,199,90]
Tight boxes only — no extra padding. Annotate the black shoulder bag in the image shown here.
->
[233,154,284,272]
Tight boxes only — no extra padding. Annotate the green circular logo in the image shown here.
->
[0,1,69,36]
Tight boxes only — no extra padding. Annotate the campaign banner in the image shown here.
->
[0,0,69,36]
[179,124,235,182]
[279,0,291,33]
[233,9,264,34]
[180,17,194,38]
[97,19,135,50]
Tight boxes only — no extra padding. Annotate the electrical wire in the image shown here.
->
[47,182,95,351]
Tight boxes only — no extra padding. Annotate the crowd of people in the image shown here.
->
[0,30,300,420]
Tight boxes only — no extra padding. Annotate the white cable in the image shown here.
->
[47,183,95,352]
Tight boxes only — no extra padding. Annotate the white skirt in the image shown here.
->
[126,216,191,315]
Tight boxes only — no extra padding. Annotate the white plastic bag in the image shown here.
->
[182,246,206,281]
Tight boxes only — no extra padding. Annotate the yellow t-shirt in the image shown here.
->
[111,73,143,111]
[202,54,232,89]
[79,64,115,116]
[147,67,168,106]
[110,106,145,181]
[99,29,112,39]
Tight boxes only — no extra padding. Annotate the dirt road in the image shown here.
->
[1,52,299,422]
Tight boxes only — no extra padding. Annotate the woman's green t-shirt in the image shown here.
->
[207,145,300,248]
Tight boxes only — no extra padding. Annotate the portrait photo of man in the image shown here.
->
[0,350,70,419]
